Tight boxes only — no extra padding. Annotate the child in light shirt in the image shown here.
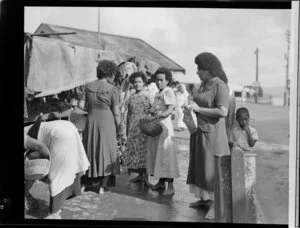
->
[231,107,258,152]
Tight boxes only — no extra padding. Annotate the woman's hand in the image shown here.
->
[149,107,158,115]
[184,101,201,113]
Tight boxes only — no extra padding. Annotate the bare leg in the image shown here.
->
[162,178,175,196]
[205,200,215,220]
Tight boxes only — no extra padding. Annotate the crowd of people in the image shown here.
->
[24,52,258,220]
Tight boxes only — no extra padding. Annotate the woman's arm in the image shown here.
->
[112,105,121,130]
[78,99,85,110]
[25,136,50,159]
[155,104,174,119]
[244,126,257,147]
[186,82,229,118]
[187,102,228,118]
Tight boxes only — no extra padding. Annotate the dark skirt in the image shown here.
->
[82,109,119,179]
[186,129,215,192]
[49,173,81,214]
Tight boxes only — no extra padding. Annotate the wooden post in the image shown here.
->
[214,155,232,223]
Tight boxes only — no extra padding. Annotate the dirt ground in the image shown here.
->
[25,101,289,224]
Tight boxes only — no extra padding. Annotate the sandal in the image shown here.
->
[151,182,166,191]
[189,199,210,207]
[130,175,143,183]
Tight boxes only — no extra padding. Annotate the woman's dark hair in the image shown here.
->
[154,67,172,85]
[129,71,148,84]
[219,70,228,84]
[97,60,118,79]
[195,52,224,79]
[236,107,250,120]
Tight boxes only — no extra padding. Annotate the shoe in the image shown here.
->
[130,175,143,183]
[189,200,210,207]
[151,182,166,191]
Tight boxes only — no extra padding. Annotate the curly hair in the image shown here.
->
[236,107,250,120]
[195,52,224,79]
[129,71,148,84]
[97,60,118,79]
[154,67,173,85]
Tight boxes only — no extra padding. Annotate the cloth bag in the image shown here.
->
[183,108,198,135]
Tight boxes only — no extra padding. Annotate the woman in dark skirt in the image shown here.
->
[185,52,230,219]
[79,60,121,195]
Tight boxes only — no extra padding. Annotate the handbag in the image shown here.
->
[183,108,198,135]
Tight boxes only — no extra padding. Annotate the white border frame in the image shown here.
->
[289,2,299,228]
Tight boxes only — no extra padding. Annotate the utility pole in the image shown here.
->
[284,29,291,106]
[98,8,101,45]
[254,48,259,82]
[253,48,260,103]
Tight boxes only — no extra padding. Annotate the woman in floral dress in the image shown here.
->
[124,71,152,185]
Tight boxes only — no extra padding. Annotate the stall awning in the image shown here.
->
[25,36,159,97]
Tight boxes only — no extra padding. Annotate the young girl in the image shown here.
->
[124,71,152,186]
[231,107,258,152]
[147,67,180,196]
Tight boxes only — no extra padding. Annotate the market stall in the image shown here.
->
[24,34,160,123]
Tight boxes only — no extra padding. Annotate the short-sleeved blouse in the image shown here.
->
[193,77,229,132]
[152,87,176,112]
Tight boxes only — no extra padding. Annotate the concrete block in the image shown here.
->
[231,148,246,223]
[215,155,232,223]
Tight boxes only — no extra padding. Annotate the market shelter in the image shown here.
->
[24,25,185,121]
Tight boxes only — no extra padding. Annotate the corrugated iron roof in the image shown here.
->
[34,23,185,73]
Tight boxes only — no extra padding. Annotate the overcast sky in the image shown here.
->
[25,7,291,87]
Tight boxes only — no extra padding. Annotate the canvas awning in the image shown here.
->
[25,35,159,97]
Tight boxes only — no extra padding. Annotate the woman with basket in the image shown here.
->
[24,117,90,219]
[123,71,152,186]
[145,67,180,196]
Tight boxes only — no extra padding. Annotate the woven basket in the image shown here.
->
[140,118,163,137]
[24,158,51,180]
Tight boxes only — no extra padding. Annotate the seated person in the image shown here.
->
[230,107,258,152]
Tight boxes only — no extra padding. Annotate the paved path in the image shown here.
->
[25,102,289,223]
[25,137,212,222]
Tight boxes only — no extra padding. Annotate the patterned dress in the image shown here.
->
[124,90,151,170]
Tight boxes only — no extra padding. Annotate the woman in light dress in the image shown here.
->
[147,67,180,196]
